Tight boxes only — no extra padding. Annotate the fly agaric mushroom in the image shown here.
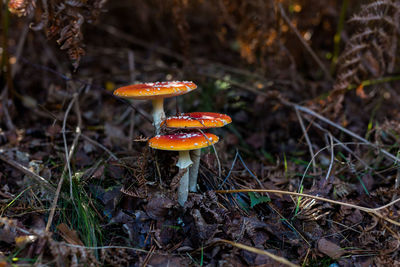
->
[163,112,231,192]
[113,81,197,134]
[148,132,219,206]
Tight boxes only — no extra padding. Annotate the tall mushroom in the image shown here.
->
[163,112,231,192]
[148,132,219,206]
[113,81,197,134]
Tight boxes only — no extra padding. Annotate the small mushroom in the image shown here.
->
[163,112,231,192]
[113,81,197,134]
[148,132,219,206]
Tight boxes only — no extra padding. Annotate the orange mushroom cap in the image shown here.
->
[163,112,232,129]
[113,81,197,100]
[148,132,218,151]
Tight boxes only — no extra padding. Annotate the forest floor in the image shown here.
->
[1,1,400,266]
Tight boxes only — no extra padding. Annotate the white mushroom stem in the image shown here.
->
[176,150,193,206]
[151,98,165,134]
[189,149,201,192]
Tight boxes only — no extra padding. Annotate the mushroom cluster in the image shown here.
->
[114,81,231,206]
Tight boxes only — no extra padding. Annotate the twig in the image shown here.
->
[329,134,372,170]
[236,151,263,188]
[36,102,118,161]
[80,134,118,160]
[226,88,399,188]
[216,239,298,267]
[325,133,334,180]
[219,149,240,188]
[294,104,400,163]
[295,107,316,173]
[393,169,400,201]
[46,83,84,231]
[299,141,391,192]
[0,152,56,193]
[278,3,332,81]
[142,245,156,267]
[309,119,384,179]
[215,189,400,227]
[62,93,79,202]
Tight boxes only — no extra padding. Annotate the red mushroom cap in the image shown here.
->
[148,132,219,151]
[163,112,232,129]
[113,81,197,100]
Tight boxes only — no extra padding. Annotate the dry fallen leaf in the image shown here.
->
[317,238,345,259]
[57,223,84,246]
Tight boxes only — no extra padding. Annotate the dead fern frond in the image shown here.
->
[333,0,400,98]
[9,0,108,69]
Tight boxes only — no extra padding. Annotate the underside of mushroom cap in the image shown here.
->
[113,81,197,100]
[148,132,219,151]
[163,112,232,129]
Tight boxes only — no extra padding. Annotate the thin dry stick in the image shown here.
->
[295,107,316,173]
[394,169,400,201]
[215,90,395,168]
[299,142,390,192]
[215,189,400,227]
[330,133,373,170]
[309,119,386,180]
[35,102,118,161]
[278,3,332,81]
[216,239,298,267]
[325,220,362,236]
[294,104,400,163]
[325,133,334,180]
[300,109,400,193]
[142,245,156,267]
[0,153,56,193]
[302,248,311,267]
[46,89,83,231]
[80,134,118,160]
[62,93,79,201]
